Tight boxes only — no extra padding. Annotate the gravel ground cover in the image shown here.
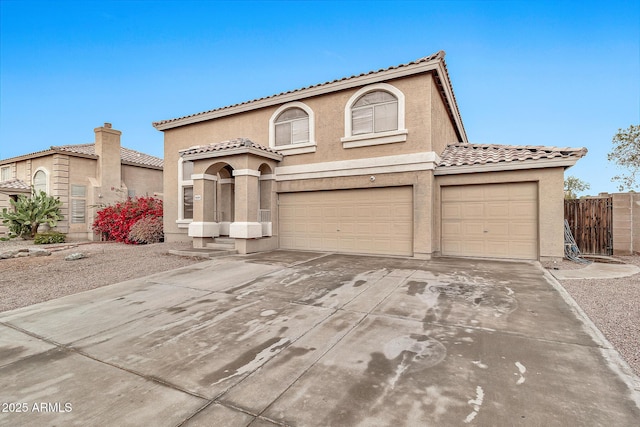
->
[557,255,640,377]
[1,238,638,377]
[0,239,204,313]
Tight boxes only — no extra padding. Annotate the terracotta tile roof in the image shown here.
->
[1,144,163,168]
[438,144,588,168]
[179,138,282,157]
[0,178,31,192]
[154,51,454,129]
[54,144,164,168]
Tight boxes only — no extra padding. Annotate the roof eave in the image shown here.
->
[121,161,163,170]
[181,146,283,162]
[153,56,466,142]
[434,157,581,176]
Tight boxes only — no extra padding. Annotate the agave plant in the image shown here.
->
[1,189,63,239]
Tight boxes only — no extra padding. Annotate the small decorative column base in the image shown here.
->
[188,221,220,238]
[219,221,231,236]
[229,222,262,239]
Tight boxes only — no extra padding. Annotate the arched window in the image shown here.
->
[351,90,398,135]
[269,101,316,155]
[33,169,48,194]
[274,107,309,146]
[341,83,407,148]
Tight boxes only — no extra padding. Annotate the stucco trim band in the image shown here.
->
[275,152,440,181]
[232,169,261,177]
[191,173,218,181]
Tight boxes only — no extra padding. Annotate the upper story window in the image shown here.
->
[269,101,316,155]
[1,166,11,182]
[341,83,408,149]
[33,169,48,194]
[275,108,309,146]
[351,91,398,135]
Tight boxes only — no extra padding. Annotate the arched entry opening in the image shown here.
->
[188,161,235,246]
[216,165,235,236]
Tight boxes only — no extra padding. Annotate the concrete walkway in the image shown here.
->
[550,261,640,280]
[1,252,639,426]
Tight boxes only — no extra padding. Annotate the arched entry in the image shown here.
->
[180,137,283,253]
[216,165,235,236]
[188,161,235,244]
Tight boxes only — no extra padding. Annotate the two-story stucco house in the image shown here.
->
[153,51,586,261]
[0,123,163,240]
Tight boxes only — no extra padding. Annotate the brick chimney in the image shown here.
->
[94,122,122,203]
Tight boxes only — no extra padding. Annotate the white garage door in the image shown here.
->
[441,182,538,260]
[279,187,413,256]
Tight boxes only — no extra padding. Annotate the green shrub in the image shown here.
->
[128,216,164,244]
[34,231,67,245]
[1,189,63,239]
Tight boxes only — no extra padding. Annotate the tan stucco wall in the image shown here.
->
[162,72,460,244]
[122,165,163,198]
[66,156,97,238]
[430,78,460,156]
[434,168,566,261]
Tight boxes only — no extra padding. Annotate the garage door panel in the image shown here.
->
[279,187,413,256]
[462,203,485,218]
[462,221,485,236]
[486,202,509,218]
[442,183,538,260]
[510,201,536,217]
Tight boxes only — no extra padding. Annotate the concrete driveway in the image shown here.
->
[1,251,639,426]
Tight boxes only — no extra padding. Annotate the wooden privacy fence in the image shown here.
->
[564,197,613,255]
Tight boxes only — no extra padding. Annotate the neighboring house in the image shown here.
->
[153,51,586,261]
[0,123,163,240]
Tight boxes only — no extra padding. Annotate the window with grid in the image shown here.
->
[1,166,11,182]
[33,170,47,194]
[274,108,310,146]
[71,185,86,224]
[351,90,398,135]
[180,159,194,220]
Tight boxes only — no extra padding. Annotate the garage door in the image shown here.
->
[279,187,413,256]
[441,182,538,260]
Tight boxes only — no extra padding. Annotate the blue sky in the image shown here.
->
[1,0,638,195]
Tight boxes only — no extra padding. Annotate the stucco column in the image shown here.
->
[229,169,262,239]
[188,173,219,245]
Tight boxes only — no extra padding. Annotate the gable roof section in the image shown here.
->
[0,178,31,193]
[435,143,587,175]
[153,51,468,143]
[0,144,163,169]
[180,138,283,162]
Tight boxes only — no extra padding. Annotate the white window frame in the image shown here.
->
[32,167,49,194]
[341,83,408,149]
[177,158,194,228]
[71,184,86,224]
[1,166,11,182]
[269,101,316,155]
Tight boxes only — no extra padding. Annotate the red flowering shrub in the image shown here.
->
[92,197,163,244]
